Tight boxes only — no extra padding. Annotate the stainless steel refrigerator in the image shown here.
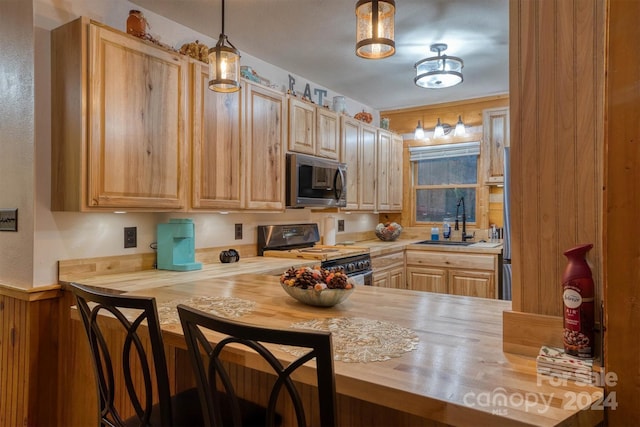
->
[502,147,512,300]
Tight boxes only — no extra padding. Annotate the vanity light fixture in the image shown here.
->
[454,115,467,136]
[433,118,446,138]
[414,43,464,89]
[414,120,425,140]
[208,0,240,92]
[355,0,396,59]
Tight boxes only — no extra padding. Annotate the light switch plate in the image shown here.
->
[338,219,345,232]
[0,209,18,231]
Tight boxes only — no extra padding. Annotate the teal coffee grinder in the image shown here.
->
[157,219,202,271]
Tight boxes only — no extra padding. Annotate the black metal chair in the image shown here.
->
[177,304,338,427]
[69,282,203,427]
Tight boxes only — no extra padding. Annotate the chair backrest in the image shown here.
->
[69,282,174,427]
[177,304,338,427]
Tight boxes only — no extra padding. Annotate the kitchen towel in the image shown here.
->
[324,216,336,246]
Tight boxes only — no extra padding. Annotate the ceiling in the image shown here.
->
[132,0,509,112]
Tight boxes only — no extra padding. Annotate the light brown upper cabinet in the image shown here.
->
[376,130,403,212]
[389,133,404,211]
[316,108,340,159]
[340,116,361,210]
[341,116,377,211]
[51,17,189,211]
[191,62,243,210]
[482,107,510,185]
[288,96,339,160]
[244,82,287,210]
[288,96,315,155]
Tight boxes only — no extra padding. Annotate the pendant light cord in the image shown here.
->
[221,0,225,36]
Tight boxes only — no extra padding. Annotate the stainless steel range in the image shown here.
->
[257,223,373,286]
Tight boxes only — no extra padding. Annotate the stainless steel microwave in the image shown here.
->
[286,153,347,208]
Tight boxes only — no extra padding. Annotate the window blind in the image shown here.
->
[409,141,480,161]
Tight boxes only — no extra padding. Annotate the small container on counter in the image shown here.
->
[431,227,440,241]
[443,221,451,239]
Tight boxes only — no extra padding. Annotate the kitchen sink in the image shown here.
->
[414,240,474,246]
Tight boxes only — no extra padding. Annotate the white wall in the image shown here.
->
[28,0,379,287]
[0,0,35,288]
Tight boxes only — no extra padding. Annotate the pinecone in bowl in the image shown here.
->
[375,222,403,241]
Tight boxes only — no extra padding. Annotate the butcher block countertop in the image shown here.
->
[63,267,602,426]
[343,238,504,257]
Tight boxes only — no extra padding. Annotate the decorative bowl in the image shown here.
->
[375,222,403,241]
[280,282,354,307]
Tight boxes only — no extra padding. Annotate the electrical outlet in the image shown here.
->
[338,219,345,232]
[124,227,137,248]
[235,223,243,240]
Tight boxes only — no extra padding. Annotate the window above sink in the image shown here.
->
[409,142,480,225]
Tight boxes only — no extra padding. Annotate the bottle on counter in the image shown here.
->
[443,220,451,240]
[431,227,440,241]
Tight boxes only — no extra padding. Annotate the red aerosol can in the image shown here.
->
[562,243,595,358]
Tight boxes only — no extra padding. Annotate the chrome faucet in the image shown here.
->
[454,197,474,241]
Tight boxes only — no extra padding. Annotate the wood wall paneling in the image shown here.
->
[381,95,509,135]
[0,288,61,426]
[605,0,640,425]
[381,97,508,231]
[509,0,603,317]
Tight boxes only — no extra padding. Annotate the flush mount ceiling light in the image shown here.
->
[355,0,396,59]
[208,0,240,92]
[414,43,464,89]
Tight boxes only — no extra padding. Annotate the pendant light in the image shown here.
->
[355,0,396,59]
[208,0,240,92]
[414,120,425,140]
[414,43,464,89]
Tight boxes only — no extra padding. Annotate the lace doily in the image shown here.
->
[156,296,256,325]
[282,317,419,363]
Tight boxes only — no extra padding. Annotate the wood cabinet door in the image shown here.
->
[88,24,188,209]
[406,267,447,293]
[359,124,377,210]
[483,107,509,184]
[316,108,340,159]
[389,133,404,211]
[376,130,391,211]
[288,97,315,155]
[191,62,243,210]
[341,116,360,210]
[448,269,495,298]
[373,271,390,288]
[389,266,406,289]
[244,83,286,210]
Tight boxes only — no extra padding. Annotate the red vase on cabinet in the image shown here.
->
[126,10,147,38]
[562,243,595,358]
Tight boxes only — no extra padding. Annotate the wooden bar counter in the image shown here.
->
[67,270,604,427]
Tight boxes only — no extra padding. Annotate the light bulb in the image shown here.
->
[454,115,466,136]
[433,118,445,138]
[414,121,425,140]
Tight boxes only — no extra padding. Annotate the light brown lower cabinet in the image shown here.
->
[448,269,495,298]
[405,250,498,299]
[405,266,447,293]
[371,250,406,289]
